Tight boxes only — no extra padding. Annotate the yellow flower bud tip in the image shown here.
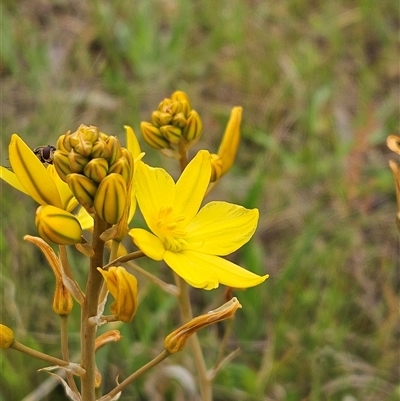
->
[73,124,100,144]
[160,125,182,145]
[53,151,73,182]
[106,136,123,165]
[182,110,202,142]
[158,98,173,112]
[171,91,191,108]
[56,133,72,152]
[66,174,97,211]
[0,324,14,349]
[35,205,83,245]
[83,158,109,183]
[91,138,112,159]
[141,122,170,150]
[53,281,73,316]
[94,173,127,225]
[152,111,173,126]
[95,330,122,351]
[165,298,242,354]
[218,106,242,175]
[109,157,131,184]
[69,149,89,174]
[97,267,138,323]
[210,154,223,182]
[172,113,187,128]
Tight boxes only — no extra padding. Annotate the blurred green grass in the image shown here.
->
[0,0,399,400]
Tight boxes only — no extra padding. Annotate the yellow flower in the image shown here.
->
[0,134,77,212]
[97,266,138,323]
[129,150,268,290]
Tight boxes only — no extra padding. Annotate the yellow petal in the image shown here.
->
[0,166,29,194]
[47,165,76,211]
[76,206,94,231]
[185,202,259,255]
[9,135,62,208]
[124,125,141,158]
[128,228,165,261]
[134,161,175,235]
[174,150,211,226]
[163,250,219,290]
[166,250,268,289]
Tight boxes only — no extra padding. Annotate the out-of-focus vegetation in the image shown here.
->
[0,0,398,400]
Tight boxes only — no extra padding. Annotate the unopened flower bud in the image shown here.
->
[106,136,123,166]
[210,154,223,182]
[0,324,14,349]
[109,157,131,184]
[66,174,98,211]
[53,281,73,316]
[171,91,191,113]
[97,267,138,323]
[158,98,173,112]
[218,106,242,176]
[152,111,173,127]
[182,110,202,142]
[160,125,182,145]
[56,133,72,152]
[91,137,112,159]
[69,149,89,174]
[165,298,242,354]
[83,158,109,183]
[53,151,73,181]
[172,112,187,128]
[141,122,170,149]
[94,173,127,224]
[35,205,82,245]
[71,124,99,145]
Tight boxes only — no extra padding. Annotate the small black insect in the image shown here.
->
[33,145,56,165]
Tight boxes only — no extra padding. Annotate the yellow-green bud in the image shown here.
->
[91,137,112,159]
[97,266,138,323]
[106,136,123,166]
[69,149,89,174]
[109,157,131,184]
[0,324,14,349]
[35,205,82,245]
[158,98,173,112]
[182,110,202,142]
[71,124,99,145]
[171,91,191,109]
[83,158,109,183]
[53,150,73,182]
[152,111,173,127]
[167,100,182,115]
[66,174,98,211]
[141,122,170,149]
[172,112,187,128]
[53,281,73,316]
[160,125,182,145]
[210,153,223,182]
[121,148,134,182]
[94,173,127,224]
[56,133,72,152]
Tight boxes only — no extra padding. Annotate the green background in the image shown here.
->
[0,0,399,400]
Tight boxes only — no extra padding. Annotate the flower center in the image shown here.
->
[156,206,187,252]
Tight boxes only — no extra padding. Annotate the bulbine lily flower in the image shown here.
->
[129,150,268,290]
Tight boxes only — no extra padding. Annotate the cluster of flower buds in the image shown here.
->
[141,91,202,153]
[53,124,134,225]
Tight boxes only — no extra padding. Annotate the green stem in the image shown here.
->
[175,275,212,401]
[80,216,108,401]
[61,316,80,396]
[11,340,72,368]
[178,141,189,171]
[98,350,170,401]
